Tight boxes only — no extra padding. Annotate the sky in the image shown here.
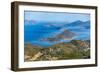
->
[24,11,90,23]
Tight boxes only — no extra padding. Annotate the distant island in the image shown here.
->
[39,29,76,42]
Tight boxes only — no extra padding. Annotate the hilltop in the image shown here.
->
[24,40,90,61]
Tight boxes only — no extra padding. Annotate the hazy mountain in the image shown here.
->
[65,20,90,27]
